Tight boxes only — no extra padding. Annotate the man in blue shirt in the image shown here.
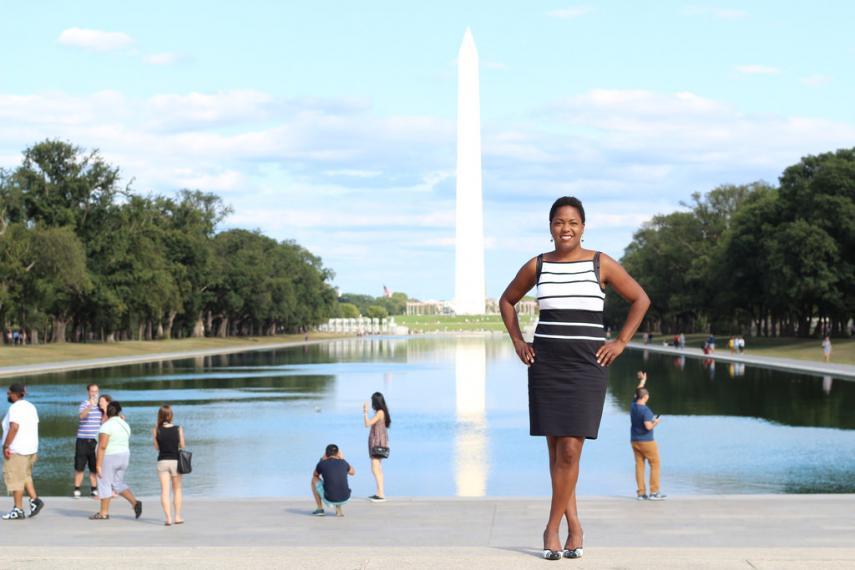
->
[311,444,355,517]
[73,384,101,498]
[630,372,665,500]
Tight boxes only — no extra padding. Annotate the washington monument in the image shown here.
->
[454,28,486,315]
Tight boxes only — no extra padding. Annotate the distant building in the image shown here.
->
[484,298,537,316]
[517,299,538,316]
[406,300,455,316]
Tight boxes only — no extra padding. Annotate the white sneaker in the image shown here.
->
[73,489,81,499]
[1,507,25,520]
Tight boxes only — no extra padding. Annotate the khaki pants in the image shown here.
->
[3,453,37,494]
[631,441,660,495]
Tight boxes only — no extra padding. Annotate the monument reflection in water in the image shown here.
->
[454,338,488,496]
[13,335,855,497]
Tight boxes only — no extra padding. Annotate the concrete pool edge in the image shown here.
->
[627,341,855,380]
[0,337,350,379]
[4,334,852,382]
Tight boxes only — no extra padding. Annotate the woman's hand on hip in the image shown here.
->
[596,339,626,367]
[513,338,535,366]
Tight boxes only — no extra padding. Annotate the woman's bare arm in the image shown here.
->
[364,410,383,427]
[96,433,109,475]
[499,257,538,365]
[595,253,650,366]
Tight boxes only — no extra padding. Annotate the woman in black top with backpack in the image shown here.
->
[153,405,185,526]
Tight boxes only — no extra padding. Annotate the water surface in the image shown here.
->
[13,336,855,497]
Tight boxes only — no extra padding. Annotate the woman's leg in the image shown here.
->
[546,436,584,550]
[119,488,137,506]
[370,458,385,497]
[97,455,113,516]
[172,474,183,522]
[113,456,137,507]
[98,498,111,517]
[563,486,583,549]
[158,470,172,523]
[543,436,561,551]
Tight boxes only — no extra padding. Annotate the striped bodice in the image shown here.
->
[534,255,606,342]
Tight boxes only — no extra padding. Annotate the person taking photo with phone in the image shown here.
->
[630,372,665,501]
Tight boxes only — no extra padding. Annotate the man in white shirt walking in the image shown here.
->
[2,384,44,520]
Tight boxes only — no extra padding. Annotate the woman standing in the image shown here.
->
[363,392,391,502]
[90,401,142,520]
[152,405,185,526]
[500,196,649,560]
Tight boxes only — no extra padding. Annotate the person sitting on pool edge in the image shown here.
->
[311,444,355,517]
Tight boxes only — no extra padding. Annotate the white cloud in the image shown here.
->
[2,87,853,298]
[735,64,780,75]
[484,60,508,71]
[57,28,134,52]
[714,8,748,19]
[143,52,182,65]
[147,90,274,129]
[684,6,749,19]
[173,169,244,192]
[801,74,831,87]
[540,89,855,168]
[547,6,593,19]
[323,169,382,178]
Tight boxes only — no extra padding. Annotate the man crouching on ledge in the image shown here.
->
[311,444,355,517]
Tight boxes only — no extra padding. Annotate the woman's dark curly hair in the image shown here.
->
[549,196,585,224]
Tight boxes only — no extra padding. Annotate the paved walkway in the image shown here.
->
[3,495,853,568]
[627,342,855,381]
[0,339,333,379]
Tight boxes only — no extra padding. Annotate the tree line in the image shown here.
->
[0,140,337,343]
[336,292,408,319]
[605,148,854,338]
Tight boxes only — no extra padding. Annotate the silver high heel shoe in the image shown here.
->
[563,532,584,559]
[542,549,563,561]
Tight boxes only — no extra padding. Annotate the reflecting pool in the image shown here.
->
[12,336,855,497]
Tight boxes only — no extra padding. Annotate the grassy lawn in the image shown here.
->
[0,333,338,368]
[644,333,855,365]
[396,314,533,333]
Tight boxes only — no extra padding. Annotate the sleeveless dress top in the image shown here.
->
[527,253,609,439]
[368,416,388,457]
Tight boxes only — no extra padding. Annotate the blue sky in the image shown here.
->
[2,1,854,300]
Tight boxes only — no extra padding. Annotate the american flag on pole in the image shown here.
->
[383,285,391,298]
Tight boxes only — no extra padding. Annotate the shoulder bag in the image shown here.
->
[177,448,193,474]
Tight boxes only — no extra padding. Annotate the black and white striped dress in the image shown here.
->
[528,252,608,439]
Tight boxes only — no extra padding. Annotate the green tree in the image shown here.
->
[777,149,855,335]
[337,302,360,318]
[366,305,389,319]
[26,227,91,342]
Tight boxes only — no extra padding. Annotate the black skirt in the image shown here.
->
[528,337,608,439]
